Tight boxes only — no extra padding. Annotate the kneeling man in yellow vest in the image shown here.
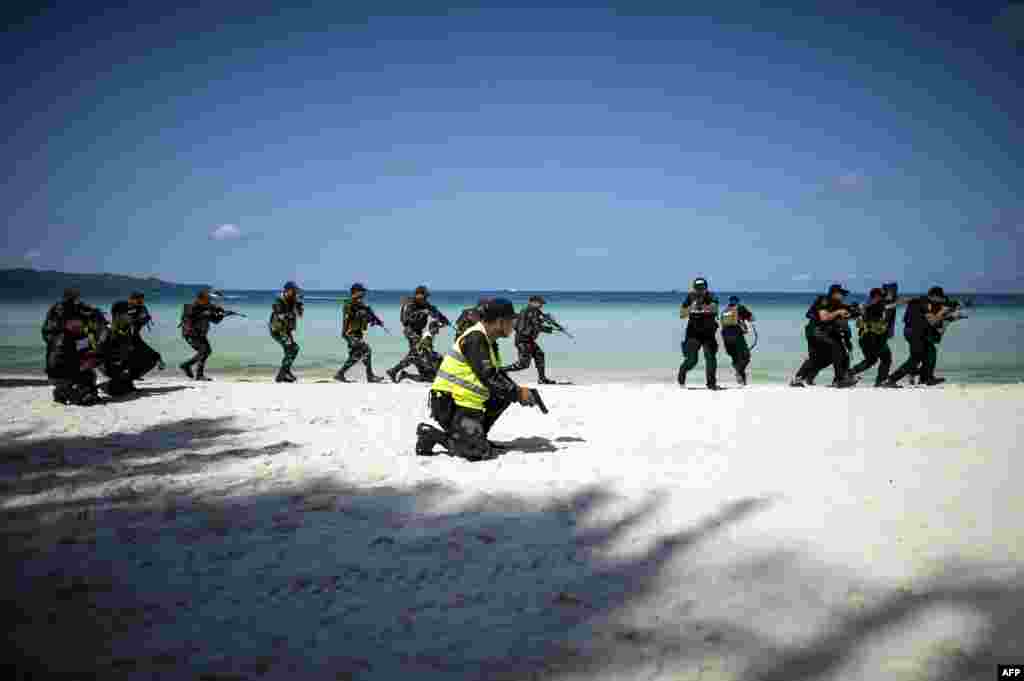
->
[416,298,537,461]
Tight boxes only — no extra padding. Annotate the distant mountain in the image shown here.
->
[0,269,209,300]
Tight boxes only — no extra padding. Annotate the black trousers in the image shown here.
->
[888,332,937,383]
[796,332,849,384]
[678,335,718,387]
[390,331,436,377]
[722,332,751,375]
[851,333,892,385]
[183,335,212,374]
[430,391,513,461]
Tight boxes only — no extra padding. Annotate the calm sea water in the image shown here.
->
[3,291,1022,385]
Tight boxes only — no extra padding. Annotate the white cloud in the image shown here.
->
[211,224,242,241]
[575,247,609,257]
[792,273,812,281]
[836,172,869,190]
[24,249,41,260]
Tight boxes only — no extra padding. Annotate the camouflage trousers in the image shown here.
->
[390,331,437,378]
[339,335,374,378]
[501,338,548,381]
[272,333,300,371]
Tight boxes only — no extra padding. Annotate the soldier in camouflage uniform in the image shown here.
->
[335,283,386,383]
[105,291,164,394]
[454,298,489,337]
[397,316,446,383]
[500,295,558,384]
[179,289,225,381]
[387,286,450,383]
[42,288,108,405]
[269,281,304,383]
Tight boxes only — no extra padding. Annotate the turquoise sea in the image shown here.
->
[2,291,1022,385]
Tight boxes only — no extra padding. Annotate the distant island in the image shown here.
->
[0,268,209,300]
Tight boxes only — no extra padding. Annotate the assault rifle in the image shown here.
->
[216,308,249,319]
[541,312,575,340]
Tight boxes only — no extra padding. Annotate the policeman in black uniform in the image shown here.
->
[677,277,721,390]
[790,284,858,388]
[850,287,903,387]
[42,288,108,405]
[884,286,954,387]
[720,295,755,385]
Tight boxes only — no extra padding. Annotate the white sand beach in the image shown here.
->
[2,374,1022,680]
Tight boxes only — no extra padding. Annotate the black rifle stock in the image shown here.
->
[529,388,549,414]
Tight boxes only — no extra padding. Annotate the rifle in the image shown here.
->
[541,312,575,340]
[370,311,391,335]
[219,309,249,319]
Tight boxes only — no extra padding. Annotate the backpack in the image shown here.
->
[180,303,194,336]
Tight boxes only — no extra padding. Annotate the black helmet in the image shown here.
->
[283,281,299,291]
[63,287,81,301]
[927,286,945,299]
[529,295,546,304]
[693,277,708,289]
[728,295,740,305]
[828,283,850,296]
[480,297,517,322]
[351,282,367,294]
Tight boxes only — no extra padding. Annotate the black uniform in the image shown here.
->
[389,298,449,380]
[269,296,303,376]
[720,303,754,383]
[677,292,720,388]
[887,298,938,385]
[42,299,108,405]
[426,329,518,461]
[337,298,384,381]
[794,296,852,385]
[105,301,163,393]
[180,302,225,379]
[851,301,894,385]
[501,306,555,382]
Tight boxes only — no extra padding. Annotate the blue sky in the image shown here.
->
[2,2,1021,291]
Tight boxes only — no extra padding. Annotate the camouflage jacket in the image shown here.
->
[515,306,555,342]
[454,307,480,337]
[269,296,303,337]
[110,301,153,340]
[399,299,450,335]
[342,299,382,338]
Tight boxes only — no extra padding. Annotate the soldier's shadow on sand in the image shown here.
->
[0,378,52,388]
[491,435,570,454]
[101,385,192,403]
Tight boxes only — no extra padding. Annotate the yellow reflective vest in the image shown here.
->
[431,322,501,411]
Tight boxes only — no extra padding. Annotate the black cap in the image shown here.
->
[63,287,80,301]
[283,281,299,291]
[728,295,740,304]
[928,286,945,298]
[351,282,367,294]
[828,283,850,296]
[129,291,145,299]
[869,288,884,299]
[693,277,708,289]
[480,297,517,322]
[529,295,546,304]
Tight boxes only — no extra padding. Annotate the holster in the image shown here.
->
[429,390,456,431]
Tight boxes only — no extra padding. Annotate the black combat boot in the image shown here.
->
[386,368,400,383]
[180,362,194,379]
[275,369,294,383]
[677,367,687,386]
[415,423,448,456]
